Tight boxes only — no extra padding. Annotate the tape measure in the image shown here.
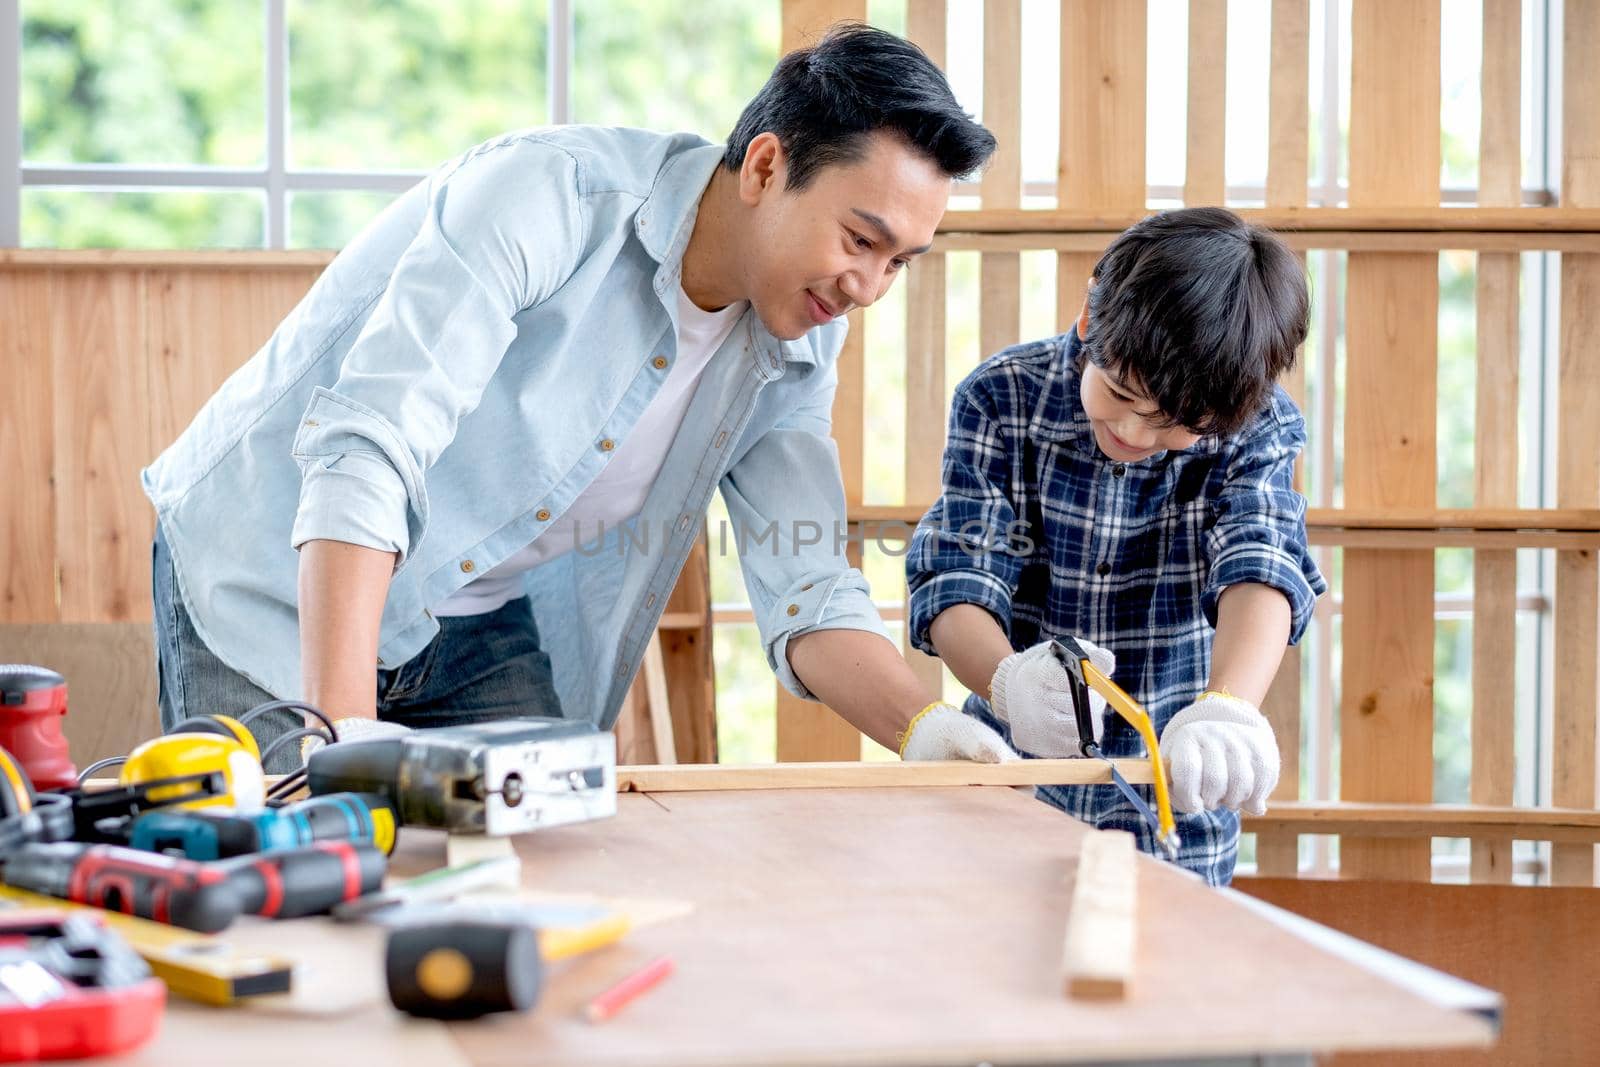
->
[120,734,265,814]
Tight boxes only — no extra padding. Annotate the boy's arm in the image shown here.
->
[1206,582,1291,705]
[927,603,1015,702]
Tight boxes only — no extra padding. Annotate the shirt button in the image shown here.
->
[1112,463,1127,478]
[653,356,669,370]
[461,560,476,573]
[715,431,728,449]
[1096,562,1111,577]
[786,604,800,617]
[536,508,551,522]
[599,438,615,452]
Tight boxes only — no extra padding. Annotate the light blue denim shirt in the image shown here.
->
[142,126,890,729]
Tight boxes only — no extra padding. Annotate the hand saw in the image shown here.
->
[1050,637,1181,859]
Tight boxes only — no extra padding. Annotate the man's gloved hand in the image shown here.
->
[300,717,412,760]
[988,637,1116,757]
[1159,692,1280,815]
[899,703,1020,764]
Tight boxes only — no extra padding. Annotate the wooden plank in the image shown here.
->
[641,633,677,765]
[1243,801,1600,841]
[1060,0,1147,211]
[1062,829,1136,999]
[979,0,1022,360]
[779,0,863,52]
[942,229,1600,254]
[1239,877,1596,1067]
[851,503,1600,534]
[903,255,947,508]
[1267,0,1310,207]
[1055,252,1098,335]
[1551,0,1600,889]
[0,270,57,623]
[1470,2,1522,885]
[1340,0,1440,883]
[52,270,153,624]
[0,622,160,767]
[1184,0,1228,206]
[938,206,1600,234]
[147,269,319,460]
[617,759,1158,793]
[1256,645,1301,876]
[660,530,717,764]
[0,249,337,269]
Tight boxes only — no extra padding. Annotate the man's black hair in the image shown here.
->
[1082,207,1310,437]
[724,22,996,190]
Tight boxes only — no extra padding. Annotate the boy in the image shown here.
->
[906,207,1325,884]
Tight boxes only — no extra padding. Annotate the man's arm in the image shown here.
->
[297,539,396,720]
[1206,582,1291,705]
[784,629,933,752]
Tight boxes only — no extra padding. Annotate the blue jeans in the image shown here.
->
[152,524,563,772]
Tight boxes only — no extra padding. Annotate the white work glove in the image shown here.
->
[300,717,412,760]
[988,637,1116,757]
[1159,693,1280,815]
[899,703,1020,764]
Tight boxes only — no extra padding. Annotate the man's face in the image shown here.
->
[737,131,949,340]
[1079,359,1202,462]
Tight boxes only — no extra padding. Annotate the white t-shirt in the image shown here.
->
[433,285,747,617]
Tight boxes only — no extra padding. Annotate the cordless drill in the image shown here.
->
[128,792,397,859]
[1,840,387,932]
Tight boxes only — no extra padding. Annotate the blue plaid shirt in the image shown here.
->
[906,327,1325,885]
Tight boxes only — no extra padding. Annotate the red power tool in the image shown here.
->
[0,667,77,793]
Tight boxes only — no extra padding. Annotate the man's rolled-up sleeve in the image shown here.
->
[1202,399,1327,643]
[905,381,1024,655]
[289,137,587,564]
[720,335,894,701]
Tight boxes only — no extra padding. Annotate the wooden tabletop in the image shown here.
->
[90,787,1494,1066]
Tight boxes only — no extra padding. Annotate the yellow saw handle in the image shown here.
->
[1079,659,1180,851]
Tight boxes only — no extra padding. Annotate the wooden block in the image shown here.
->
[444,832,521,879]
[1062,829,1137,999]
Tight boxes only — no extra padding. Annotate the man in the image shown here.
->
[144,24,1019,769]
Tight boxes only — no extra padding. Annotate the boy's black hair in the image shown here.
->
[723,23,996,190]
[1082,207,1310,437]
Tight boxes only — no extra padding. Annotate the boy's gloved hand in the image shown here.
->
[899,703,1020,763]
[988,637,1116,756]
[1159,692,1280,815]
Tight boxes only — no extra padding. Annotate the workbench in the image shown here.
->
[86,785,1497,1066]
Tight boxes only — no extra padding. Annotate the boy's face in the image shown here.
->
[735,131,947,340]
[1076,298,1202,462]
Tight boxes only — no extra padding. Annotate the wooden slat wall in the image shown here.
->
[1184,0,1227,207]
[773,0,868,763]
[901,0,950,703]
[979,1,1023,359]
[1552,1,1600,887]
[1339,0,1441,883]
[1469,0,1522,885]
[1255,0,1311,879]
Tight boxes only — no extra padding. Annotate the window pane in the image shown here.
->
[289,189,402,249]
[22,189,264,248]
[21,0,265,166]
[571,1,779,136]
[288,0,547,170]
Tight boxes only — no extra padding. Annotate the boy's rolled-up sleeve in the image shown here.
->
[906,380,1024,655]
[1202,397,1327,643]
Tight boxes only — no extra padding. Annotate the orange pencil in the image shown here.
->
[585,955,675,1023]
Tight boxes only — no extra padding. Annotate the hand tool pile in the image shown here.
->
[0,663,622,1061]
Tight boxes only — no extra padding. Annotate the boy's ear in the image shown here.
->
[1076,276,1095,340]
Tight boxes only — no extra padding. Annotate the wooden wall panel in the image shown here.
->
[1469,0,1521,885]
[1266,0,1310,207]
[662,532,718,763]
[52,271,152,624]
[1551,0,1600,888]
[1184,0,1227,206]
[1339,0,1440,882]
[0,271,58,623]
[979,1,1022,359]
[1060,1,1147,211]
[0,622,158,766]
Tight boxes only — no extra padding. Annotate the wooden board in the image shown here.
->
[0,270,57,623]
[0,621,160,766]
[1060,1,1147,211]
[1238,876,1600,1066]
[1266,0,1311,207]
[97,791,1494,1065]
[618,758,1157,792]
[1061,829,1136,998]
[1184,0,1228,206]
[979,0,1022,360]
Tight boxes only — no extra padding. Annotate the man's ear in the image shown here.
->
[738,132,787,206]
[1076,275,1095,340]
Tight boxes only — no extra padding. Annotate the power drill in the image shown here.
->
[127,792,397,859]
[0,665,77,791]
[1,840,387,932]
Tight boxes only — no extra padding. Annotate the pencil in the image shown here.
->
[585,955,675,1023]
